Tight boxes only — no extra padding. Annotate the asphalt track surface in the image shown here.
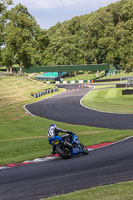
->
[25,84,133,130]
[1,137,133,200]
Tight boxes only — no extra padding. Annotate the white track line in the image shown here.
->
[0,167,11,170]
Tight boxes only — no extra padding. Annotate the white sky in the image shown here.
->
[12,0,119,29]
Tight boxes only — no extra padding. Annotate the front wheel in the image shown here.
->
[80,143,89,155]
[56,144,72,159]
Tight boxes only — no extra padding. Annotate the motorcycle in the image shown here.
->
[49,133,89,159]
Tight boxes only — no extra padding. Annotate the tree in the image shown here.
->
[0,0,12,65]
[0,0,12,44]
[1,46,14,72]
[33,29,49,65]
[3,3,49,72]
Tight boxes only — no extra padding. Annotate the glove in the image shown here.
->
[67,131,74,134]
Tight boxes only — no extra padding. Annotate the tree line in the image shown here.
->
[0,0,133,72]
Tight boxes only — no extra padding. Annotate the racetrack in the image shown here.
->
[25,84,133,130]
[1,137,133,200]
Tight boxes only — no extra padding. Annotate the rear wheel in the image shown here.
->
[80,143,89,155]
[56,144,72,159]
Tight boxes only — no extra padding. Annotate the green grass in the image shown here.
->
[63,72,96,81]
[42,181,133,200]
[90,84,116,89]
[0,76,63,164]
[82,87,133,114]
[0,76,55,107]
[99,71,133,80]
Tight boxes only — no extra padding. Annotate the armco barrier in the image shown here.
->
[31,87,58,98]
[116,83,133,88]
[122,89,133,95]
[93,78,121,82]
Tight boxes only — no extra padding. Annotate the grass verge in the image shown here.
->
[81,87,133,114]
[63,72,96,81]
[42,180,133,200]
[0,76,55,107]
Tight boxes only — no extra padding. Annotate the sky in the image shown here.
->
[12,0,119,29]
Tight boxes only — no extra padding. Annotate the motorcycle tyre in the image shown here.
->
[80,143,89,155]
[56,144,72,159]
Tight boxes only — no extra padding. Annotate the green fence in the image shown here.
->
[22,64,116,73]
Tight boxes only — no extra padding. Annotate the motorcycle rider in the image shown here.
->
[48,124,73,154]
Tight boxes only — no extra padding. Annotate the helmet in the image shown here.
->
[48,124,56,137]
[49,124,56,129]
